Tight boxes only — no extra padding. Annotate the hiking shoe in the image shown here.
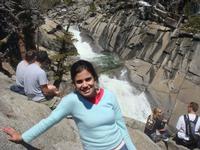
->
[162,137,169,142]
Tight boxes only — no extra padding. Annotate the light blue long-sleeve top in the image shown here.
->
[22,89,136,150]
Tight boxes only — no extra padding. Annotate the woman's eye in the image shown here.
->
[85,77,92,82]
[76,80,83,84]
[75,77,92,84]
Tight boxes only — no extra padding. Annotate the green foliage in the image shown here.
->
[182,0,200,33]
[51,31,78,86]
[182,16,200,33]
[40,0,60,11]
[51,53,66,61]
[56,32,77,45]
[63,0,74,5]
[183,0,200,16]
[51,48,77,62]
[184,0,191,16]
[89,2,96,12]
[53,31,78,63]
[66,48,78,56]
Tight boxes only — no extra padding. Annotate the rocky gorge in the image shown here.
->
[79,0,200,133]
[46,0,200,131]
[0,0,200,149]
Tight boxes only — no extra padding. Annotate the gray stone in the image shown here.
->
[0,73,81,150]
[189,42,200,76]
[125,59,152,86]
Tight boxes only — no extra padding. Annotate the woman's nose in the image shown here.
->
[82,81,88,87]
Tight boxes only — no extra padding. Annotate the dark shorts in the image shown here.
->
[10,84,25,95]
[173,134,200,149]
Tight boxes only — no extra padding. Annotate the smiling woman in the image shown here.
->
[3,60,136,150]
[71,60,99,99]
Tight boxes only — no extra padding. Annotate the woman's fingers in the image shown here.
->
[2,127,22,142]
[3,127,15,135]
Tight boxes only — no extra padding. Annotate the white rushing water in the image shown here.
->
[69,27,152,123]
[69,27,101,59]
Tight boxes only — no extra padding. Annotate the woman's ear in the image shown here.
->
[94,81,99,90]
[72,82,76,90]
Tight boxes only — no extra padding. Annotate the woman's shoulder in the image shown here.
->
[60,92,80,104]
[56,92,79,108]
[103,88,114,95]
[102,88,117,102]
[107,89,118,98]
[62,91,78,100]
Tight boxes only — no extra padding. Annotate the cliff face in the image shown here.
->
[0,72,82,150]
[44,0,200,131]
[78,0,200,130]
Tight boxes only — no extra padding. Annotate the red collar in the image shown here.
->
[89,88,104,105]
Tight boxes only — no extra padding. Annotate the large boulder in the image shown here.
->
[0,72,81,150]
[129,129,162,150]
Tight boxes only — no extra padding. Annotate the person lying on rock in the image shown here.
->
[144,107,169,142]
[3,60,136,150]
[10,50,36,95]
[174,102,200,149]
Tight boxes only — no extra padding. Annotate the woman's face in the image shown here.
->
[74,69,97,99]
[156,109,163,118]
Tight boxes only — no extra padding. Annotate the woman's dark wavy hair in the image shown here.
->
[70,60,98,83]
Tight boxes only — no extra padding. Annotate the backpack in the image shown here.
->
[145,115,156,131]
[184,114,200,148]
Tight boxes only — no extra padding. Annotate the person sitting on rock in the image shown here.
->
[24,50,60,108]
[10,50,36,95]
[3,60,136,150]
[144,107,169,142]
[174,102,200,149]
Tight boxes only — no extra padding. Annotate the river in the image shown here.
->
[68,26,152,123]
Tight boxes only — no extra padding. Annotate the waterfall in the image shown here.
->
[69,27,101,60]
[68,26,152,123]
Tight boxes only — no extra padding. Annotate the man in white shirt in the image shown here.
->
[24,51,60,103]
[175,102,200,149]
[10,50,36,95]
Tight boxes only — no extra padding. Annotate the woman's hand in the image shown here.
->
[2,127,22,142]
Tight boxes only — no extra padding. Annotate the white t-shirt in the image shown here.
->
[16,60,28,87]
[24,63,48,101]
[176,113,200,140]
